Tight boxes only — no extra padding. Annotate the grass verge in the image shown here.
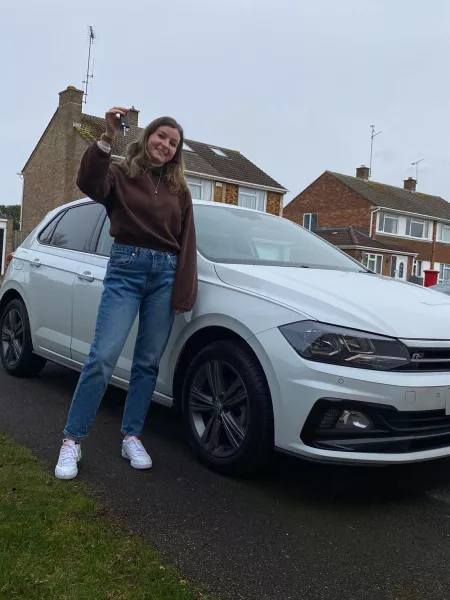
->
[0,435,210,600]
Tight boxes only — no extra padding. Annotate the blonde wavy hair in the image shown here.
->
[119,116,188,195]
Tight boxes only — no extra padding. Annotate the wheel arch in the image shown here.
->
[0,287,26,318]
[172,324,274,417]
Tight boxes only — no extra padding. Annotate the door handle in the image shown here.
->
[30,259,41,268]
[77,271,94,282]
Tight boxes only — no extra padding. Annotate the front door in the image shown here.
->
[391,255,407,280]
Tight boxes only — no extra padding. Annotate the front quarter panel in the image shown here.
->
[159,267,303,397]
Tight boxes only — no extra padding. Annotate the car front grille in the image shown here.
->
[380,409,450,432]
[396,347,450,372]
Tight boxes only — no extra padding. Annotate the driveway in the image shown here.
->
[2,363,450,600]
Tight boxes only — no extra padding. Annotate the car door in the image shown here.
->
[70,214,189,397]
[28,202,104,359]
[71,214,140,382]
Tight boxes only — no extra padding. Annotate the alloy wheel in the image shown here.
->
[1,308,25,368]
[188,360,249,457]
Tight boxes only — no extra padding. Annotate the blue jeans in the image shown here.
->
[64,244,177,441]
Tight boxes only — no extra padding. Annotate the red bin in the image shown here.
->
[424,269,439,287]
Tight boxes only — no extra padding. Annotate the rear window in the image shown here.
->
[40,204,104,252]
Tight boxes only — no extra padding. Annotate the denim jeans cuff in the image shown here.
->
[121,429,141,437]
[63,429,86,442]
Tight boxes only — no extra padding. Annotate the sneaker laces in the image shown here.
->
[59,442,78,465]
[126,437,146,454]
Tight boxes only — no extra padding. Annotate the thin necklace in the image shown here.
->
[147,170,163,195]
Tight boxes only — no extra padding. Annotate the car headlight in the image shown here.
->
[279,321,410,371]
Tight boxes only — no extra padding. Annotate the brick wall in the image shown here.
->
[225,183,239,206]
[284,172,372,232]
[21,86,86,235]
[266,192,283,216]
[214,182,226,203]
[374,234,450,264]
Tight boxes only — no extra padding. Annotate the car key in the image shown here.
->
[119,112,130,136]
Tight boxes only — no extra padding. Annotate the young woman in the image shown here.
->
[55,107,197,479]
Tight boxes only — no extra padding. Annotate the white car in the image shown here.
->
[2,199,450,474]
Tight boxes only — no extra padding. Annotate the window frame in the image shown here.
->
[210,147,228,157]
[439,224,450,243]
[363,252,383,275]
[378,212,399,235]
[412,259,423,278]
[439,264,450,283]
[405,216,429,239]
[303,213,318,232]
[186,177,213,202]
[237,186,267,212]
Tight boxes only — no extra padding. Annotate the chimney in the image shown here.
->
[356,165,370,180]
[128,106,139,127]
[58,85,84,109]
[404,177,417,192]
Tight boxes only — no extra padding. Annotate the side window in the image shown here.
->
[48,204,104,252]
[96,217,114,256]
[38,212,65,245]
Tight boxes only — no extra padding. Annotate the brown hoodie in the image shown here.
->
[77,142,198,312]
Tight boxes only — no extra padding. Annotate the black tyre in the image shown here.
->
[0,298,47,377]
[182,340,273,476]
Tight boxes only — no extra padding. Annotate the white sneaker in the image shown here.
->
[55,439,82,480]
[122,437,152,470]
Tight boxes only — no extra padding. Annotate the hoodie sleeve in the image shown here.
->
[76,142,116,208]
[172,192,198,312]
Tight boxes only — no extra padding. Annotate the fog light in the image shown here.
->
[336,410,372,430]
[318,408,341,429]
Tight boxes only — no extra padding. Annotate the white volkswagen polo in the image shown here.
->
[2,199,450,474]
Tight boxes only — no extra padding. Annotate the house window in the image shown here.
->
[439,225,450,243]
[303,213,318,232]
[238,187,267,212]
[439,264,450,283]
[210,147,228,157]
[405,217,429,239]
[378,212,399,235]
[413,259,423,277]
[363,253,383,275]
[186,177,213,202]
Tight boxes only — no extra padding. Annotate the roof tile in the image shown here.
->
[317,226,414,254]
[329,171,450,221]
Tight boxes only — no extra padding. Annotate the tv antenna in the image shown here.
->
[369,125,382,178]
[82,26,97,103]
[411,158,424,183]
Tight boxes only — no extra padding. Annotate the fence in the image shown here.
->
[13,230,27,250]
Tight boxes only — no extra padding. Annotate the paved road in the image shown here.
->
[2,364,450,600]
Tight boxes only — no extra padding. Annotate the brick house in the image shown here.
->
[20,86,287,236]
[316,226,416,278]
[284,165,450,284]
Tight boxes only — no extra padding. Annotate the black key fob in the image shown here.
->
[120,113,130,132]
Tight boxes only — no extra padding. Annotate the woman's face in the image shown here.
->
[147,126,181,165]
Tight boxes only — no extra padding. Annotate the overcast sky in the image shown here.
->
[2,0,449,207]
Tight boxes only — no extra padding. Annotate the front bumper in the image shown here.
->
[301,397,450,454]
[256,328,450,465]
